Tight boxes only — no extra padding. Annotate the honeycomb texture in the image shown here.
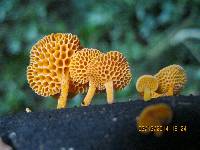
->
[137,103,173,136]
[27,33,82,96]
[68,80,88,94]
[87,51,132,90]
[154,64,187,95]
[69,48,102,84]
[136,75,158,93]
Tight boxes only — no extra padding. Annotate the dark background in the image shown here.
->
[0,0,200,115]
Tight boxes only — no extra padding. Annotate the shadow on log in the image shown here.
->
[0,95,200,150]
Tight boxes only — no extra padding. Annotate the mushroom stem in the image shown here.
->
[167,84,174,96]
[144,88,151,101]
[82,82,96,106]
[57,75,69,109]
[105,80,114,104]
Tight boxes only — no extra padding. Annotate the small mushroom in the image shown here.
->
[154,64,187,96]
[69,48,102,105]
[137,103,173,137]
[82,51,132,106]
[136,75,159,101]
[27,33,83,109]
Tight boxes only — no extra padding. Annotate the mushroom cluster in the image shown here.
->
[27,33,187,109]
[136,64,187,101]
[70,50,132,106]
[27,33,132,109]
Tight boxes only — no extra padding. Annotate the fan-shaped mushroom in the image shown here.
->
[154,64,187,96]
[69,48,102,105]
[136,75,158,101]
[27,33,83,109]
[82,51,132,106]
[137,103,173,137]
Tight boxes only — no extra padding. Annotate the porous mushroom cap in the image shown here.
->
[68,80,88,94]
[69,48,102,84]
[137,103,173,135]
[87,51,132,90]
[136,75,158,93]
[154,64,187,95]
[27,33,82,96]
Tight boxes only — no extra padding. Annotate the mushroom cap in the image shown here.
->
[137,103,173,135]
[87,51,132,90]
[69,48,102,84]
[27,33,82,97]
[154,64,187,95]
[136,75,158,93]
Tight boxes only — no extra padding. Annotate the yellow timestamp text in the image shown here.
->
[138,125,187,133]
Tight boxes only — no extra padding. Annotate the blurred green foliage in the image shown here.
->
[0,0,200,115]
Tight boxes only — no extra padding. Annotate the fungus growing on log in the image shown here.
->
[154,64,187,96]
[137,103,173,137]
[82,51,132,106]
[136,75,159,101]
[27,33,82,109]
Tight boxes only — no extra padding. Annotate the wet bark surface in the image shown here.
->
[0,95,200,150]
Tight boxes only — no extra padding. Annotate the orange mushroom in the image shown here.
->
[82,51,132,106]
[69,48,102,104]
[136,75,159,101]
[27,33,83,109]
[154,64,187,96]
[137,103,173,137]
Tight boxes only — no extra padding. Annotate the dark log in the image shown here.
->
[0,96,200,150]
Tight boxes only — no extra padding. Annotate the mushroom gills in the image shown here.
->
[136,75,158,101]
